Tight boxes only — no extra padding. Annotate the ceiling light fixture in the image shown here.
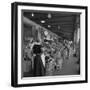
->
[31,13,34,17]
[41,20,45,23]
[48,13,52,18]
[48,25,51,28]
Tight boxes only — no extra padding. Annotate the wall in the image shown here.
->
[0,0,89,90]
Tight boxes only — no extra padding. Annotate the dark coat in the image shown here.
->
[33,54,45,76]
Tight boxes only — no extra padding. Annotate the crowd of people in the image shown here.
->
[23,28,79,77]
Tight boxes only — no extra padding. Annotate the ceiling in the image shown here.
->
[23,10,80,40]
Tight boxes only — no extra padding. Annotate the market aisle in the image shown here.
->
[54,56,80,75]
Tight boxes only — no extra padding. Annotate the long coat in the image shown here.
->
[33,54,45,77]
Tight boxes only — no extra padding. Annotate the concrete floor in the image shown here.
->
[23,56,80,77]
[53,56,80,76]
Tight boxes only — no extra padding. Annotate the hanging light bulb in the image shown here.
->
[31,13,34,17]
[48,25,51,28]
[48,13,52,18]
[41,20,45,23]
